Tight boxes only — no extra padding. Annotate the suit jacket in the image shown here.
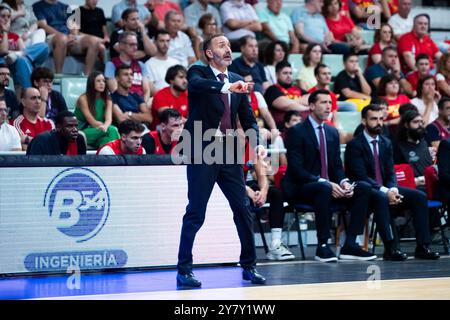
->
[344,132,397,190]
[181,65,259,161]
[437,139,450,191]
[284,118,346,196]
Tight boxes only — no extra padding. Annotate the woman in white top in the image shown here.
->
[436,52,450,97]
[263,40,289,86]
[296,43,322,91]
[411,75,440,125]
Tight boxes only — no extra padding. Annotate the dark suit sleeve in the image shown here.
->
[330,127,346,183]
[438,140,450,188]
[286,125,321,183]
[344,139,381,189]
[187,66,225,94]
[383,139,397,188]
[77,135,87,155]
[141,133,156,154]
[26,136,45,155]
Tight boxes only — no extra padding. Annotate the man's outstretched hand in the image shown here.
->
[229,81,253,93]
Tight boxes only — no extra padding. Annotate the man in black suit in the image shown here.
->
[437,138,450,212]
[345,104,440,260]
[283,89,376,262]
[176,34,267,288]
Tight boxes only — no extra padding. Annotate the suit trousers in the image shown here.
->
[177,163,256,275]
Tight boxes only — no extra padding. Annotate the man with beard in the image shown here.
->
[26,111,86,155]
[264,61,309,129]
[151,64,188,129]
[97,119,145,155]
[393,110,433,190]
[345,104,439,260]
[426,97,450,150]
[0,64,19,120]
[176,33,267,288]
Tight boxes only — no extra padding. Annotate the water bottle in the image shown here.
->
[299,217,308,248]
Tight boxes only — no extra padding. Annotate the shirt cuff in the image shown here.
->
[221,82,231,94]
[318,178,328,183]
[339,178,349,187]
[380,186,389,194]
[389,187,399,194]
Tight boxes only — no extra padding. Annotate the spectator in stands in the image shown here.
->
[151,64,188,129]
[426,97,450,149]
[229,35,269,94]
[397,14,442,75]
[145,29,179,93]
[296,43,322,91]
[344,103,439,261]
[411,75,440,125]
[165,10,196,68]
[0,64,19,119]
[0,4,48,92]
[0,97,20,151]
[3,0,46,46]
[30,67,67,124]
[263,40,288,86]
[26,110,86,155]
[292,0,350,54]
[348,0,385,29]
[105,31,152,107]
[220,0,262,51]
[74,71,120,149]
[111,0,152,28]
[192,13,218,62]
[111,64,152,128]
[394,110,433,189]
[323,0,367,54]
[365,46,413,97]
[406,54,431,95]
[184,0,222,37]
[437,136,450,213]
[353,97,394,138]
[378,74,410,126]
[270,110,302,166]
[388,0,412,41]
[79,0,110,47]
[110,8,157,61]
[257,0,300,54]
[436,53,450,97]
[333,52,371,110]
[142,108,182,154]
[97,118,146,155]
[309,64,338,126]
[33,0,104,75]
[13,87,54,150]
[145,0,182,26]
[367,23,395,68]
[264,61,309,129]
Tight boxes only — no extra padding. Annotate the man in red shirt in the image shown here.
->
[97,119,145,155]
[151,64,188,129]
[406,53,431,94]
[142,108,183,155]
[398,14,441,75]
[12,87,54,150]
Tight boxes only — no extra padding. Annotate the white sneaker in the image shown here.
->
[266,243,295,261]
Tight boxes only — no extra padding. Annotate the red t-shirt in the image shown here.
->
[384,94,410,121]
[0,32,20,51]
[406,71,420,92]
[367,42,383,68]
[308,86,338,126]
[152,2,181,21]
[12,115,54,138]
[397,31,439,74]
[151,87,188,129]
[388,0,398,15]
[148,130,177,155]
[325,14,355,42]
[96,139,144,155]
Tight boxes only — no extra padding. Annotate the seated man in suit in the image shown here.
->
[282,89,376,262]
[345,104,440,260]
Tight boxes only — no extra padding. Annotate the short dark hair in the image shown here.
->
[0,63,9,70]
[118,31,137,44]
[377,74,398,97]
[416,53,430,64]
[121,8,139,21]
[416,75,436,98]
[275,60,291,74]
[438,97,450,110]
[414,13,431,33]
[361,104,382,119]
[343,52,358,63]
[198,13,214,30]
[283,110,301,125]
[118,119,145,135]
[202,33,225,60]
[371,97,388,107]
[154,29,170,40]
[308,89,330,105]
[115,64,132,77]
[239,35,256,48]
[55,111,76,126]
[398,103,418,116]
[160,108,181,124]
[165,65,187,84]
[314,63,329,76]
[382,46,397,56]
[31,67,54,86]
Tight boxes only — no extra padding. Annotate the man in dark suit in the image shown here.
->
[437,138,450,213]
[176,34,267,288]
[283,89,376,262]
[345,104,440,260]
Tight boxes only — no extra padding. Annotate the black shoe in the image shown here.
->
[315,244,338,262]
[176,272,202,288]
[383,247,408,261]
[414,245,440,260]
[242,267,266,284]
[339,245,377,261]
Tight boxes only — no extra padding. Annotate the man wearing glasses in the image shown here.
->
[0,97,20,151]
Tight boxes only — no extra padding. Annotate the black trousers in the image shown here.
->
[283,180,372,244]
[247,181,285,229]
[177,163,256,275]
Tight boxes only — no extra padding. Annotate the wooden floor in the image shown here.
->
[41,277,450,300]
